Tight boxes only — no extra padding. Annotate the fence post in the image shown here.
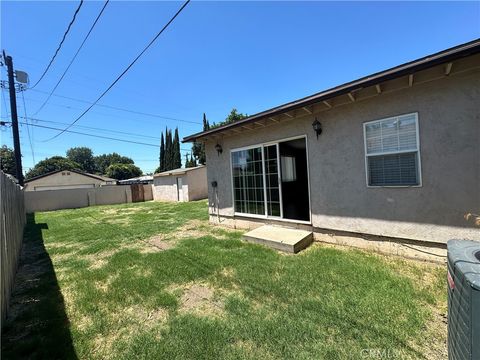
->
[0,171,26,326]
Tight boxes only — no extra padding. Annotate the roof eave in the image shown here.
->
[183,38,480,143]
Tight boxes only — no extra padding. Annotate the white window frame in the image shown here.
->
[363,112,422,188]
[229,135,311,224]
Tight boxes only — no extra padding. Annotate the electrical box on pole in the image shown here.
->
[14,70,29,84]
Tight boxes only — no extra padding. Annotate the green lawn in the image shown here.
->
[1,201,447,359]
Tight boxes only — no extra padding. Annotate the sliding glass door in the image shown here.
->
[231,137,310,222]
[231,147,265,215]
[264,145,281,217]
[231,144,282,218]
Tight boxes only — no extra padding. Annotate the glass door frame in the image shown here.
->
[230,135,311,224]
[261,143,283,219]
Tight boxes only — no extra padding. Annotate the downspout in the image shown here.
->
[215,186,220,223]
[211,181,219,223]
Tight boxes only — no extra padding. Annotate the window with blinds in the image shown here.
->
[364,113,421,186]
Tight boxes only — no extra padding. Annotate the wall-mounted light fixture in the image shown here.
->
[312,118,322,139]
[215,143,223,155]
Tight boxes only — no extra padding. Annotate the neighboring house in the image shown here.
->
[153,165,207,202]
[24,169,117,191]
[183,39,480,244]
[118,175,154,185]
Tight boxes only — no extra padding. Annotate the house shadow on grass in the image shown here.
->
[1,213,77,359]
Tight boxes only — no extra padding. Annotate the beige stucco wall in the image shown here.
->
[153,175,185,202]
[153,167,208,202]
[24,171,104,191]
[186,166,208,201]
[205,69,480,244]
[25,185,132,212]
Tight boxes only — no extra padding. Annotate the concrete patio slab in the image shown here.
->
[243,225,313,253]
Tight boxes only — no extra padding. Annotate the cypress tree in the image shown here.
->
[203,113,210,131]
[167,129,174,170]
[185,153,196,168]
[164,127,170,171]
[192,113,209,165]
[159,132,165,172]
[174,128,181,169]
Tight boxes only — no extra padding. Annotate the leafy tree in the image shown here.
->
[210,108,248,129]
[66,147,96,173]
[192,113,209,165]
[105,163,142,180]
[225,108,248,123]
[0,145,17,176]
[94,153,134,175]
[25,156,81,180]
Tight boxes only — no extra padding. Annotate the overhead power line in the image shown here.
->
[29,88,200,124]
[33,0,110,115]
[8,120,193,152]
[17,121,159,147]
[12,53,162,103]
[20,115,160,140]
[45,0,191,141]
[1,88,9,117]
[30,0,84,89]
[20,92,36,164]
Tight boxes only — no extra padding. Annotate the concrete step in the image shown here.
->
[243,225,313,253]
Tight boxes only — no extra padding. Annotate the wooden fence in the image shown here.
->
[1,171,26,326]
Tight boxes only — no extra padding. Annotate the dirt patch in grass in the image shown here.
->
[76,314,94,332]
[86,249,118,269]
[122,304,169,325]
[141,234,175,253]
[101,207,144,216]
[101,208,120,215]
[175,220,229,240]
[139,220,234,253]
[219,267,236,279]
[92,304,169,358]
[47,242,85,251]
[232,339,275,359]
[409,304,448,360]
[168,282,227,317]
[94,274,119,293]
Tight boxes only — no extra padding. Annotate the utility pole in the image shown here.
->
[3,51,24,186]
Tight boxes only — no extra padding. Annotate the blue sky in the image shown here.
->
[1,1,479,174]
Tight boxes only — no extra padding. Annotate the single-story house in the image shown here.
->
[183,39,480,245]
[24,169,117,191]
[153,165,207,202]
